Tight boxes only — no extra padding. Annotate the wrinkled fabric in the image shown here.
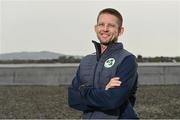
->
[68,41,138,119]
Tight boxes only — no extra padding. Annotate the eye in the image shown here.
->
[97,23,104,27]
[108,24,115,28]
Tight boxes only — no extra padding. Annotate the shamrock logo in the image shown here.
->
[104,58,115,68]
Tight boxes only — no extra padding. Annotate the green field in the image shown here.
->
[0,85,179,119]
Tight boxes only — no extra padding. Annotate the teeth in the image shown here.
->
[102,34,109,37]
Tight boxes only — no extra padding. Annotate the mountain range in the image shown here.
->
[0,51,65,60]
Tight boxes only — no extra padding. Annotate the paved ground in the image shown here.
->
[0,85,179,119]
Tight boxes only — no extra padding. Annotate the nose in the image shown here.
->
[103,24,109,32]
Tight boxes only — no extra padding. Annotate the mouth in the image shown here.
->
[100,33,110,38]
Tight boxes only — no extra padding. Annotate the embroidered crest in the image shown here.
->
[104,58,115,68]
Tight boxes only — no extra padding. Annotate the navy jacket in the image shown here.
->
[68,41,138,119]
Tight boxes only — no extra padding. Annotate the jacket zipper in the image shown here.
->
[90,59,100,119]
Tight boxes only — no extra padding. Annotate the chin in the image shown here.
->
[100,40,111,45]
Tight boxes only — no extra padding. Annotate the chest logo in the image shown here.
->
[104,58,115,68]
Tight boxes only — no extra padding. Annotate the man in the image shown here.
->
[68,8,138,119]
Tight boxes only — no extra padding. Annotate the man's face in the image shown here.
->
[95,13,123,45]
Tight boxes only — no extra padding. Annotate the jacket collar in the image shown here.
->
[92,40,124,61]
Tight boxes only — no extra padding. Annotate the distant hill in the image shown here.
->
[0,51,65,60]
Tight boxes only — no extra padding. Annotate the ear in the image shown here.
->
[94,24,98,33]
[118,27,124,36]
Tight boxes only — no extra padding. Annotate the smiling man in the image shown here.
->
[68,8,138,119]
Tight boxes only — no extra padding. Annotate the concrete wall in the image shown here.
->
[0,63,180,85]
[138,63,180,85]
[0,64,77,85]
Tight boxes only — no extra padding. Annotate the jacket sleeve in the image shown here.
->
[79,55,138,110]
[68,66,93,111]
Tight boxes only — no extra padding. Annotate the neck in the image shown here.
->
[100,44,108,54]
